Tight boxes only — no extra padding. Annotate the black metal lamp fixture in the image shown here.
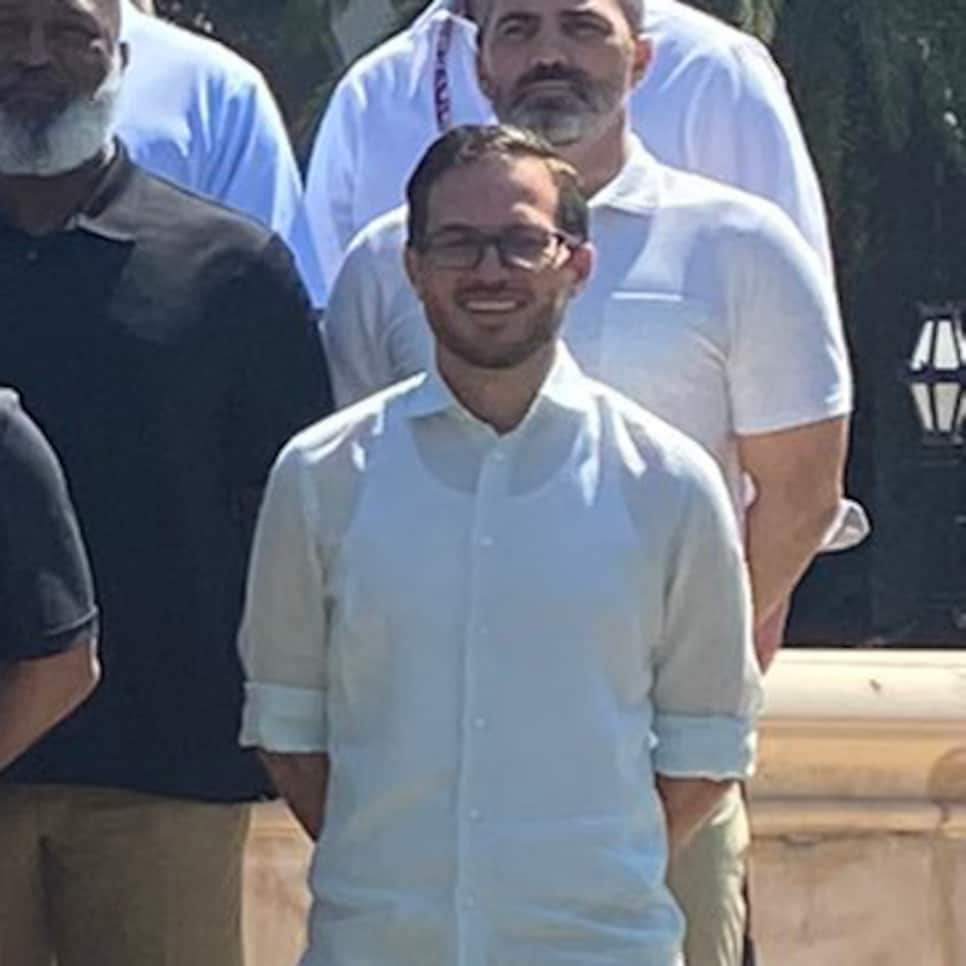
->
[905,302,966,444]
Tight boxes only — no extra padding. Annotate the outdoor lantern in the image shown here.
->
[905,302,966,444]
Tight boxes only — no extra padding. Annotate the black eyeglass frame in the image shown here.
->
[413,226,582,271]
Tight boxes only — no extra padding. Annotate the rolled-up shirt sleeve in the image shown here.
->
[652,454,763,780]
[238,442,329,753]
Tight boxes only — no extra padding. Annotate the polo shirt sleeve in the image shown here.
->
[238,444,328,753]
[651,452,762,780]
[726,205,853,436]
[681,36,834,275]
[0,398,97,663]
[324,227,398,408]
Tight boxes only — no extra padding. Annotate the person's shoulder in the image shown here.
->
[650,0,775,67]
[279,375,426,468]
[353,205,408,249]
[330,7,446,102]
[123,7,267,93]
[126,160,275,251]
[654,156,802,241]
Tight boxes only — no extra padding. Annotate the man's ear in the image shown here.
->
[630,35,652,87]
[567,242,595,295]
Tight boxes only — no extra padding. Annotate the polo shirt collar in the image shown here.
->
[69,141,137,242]
[406,344,592,424]
[0,140,136,244]
[590,133,662,215]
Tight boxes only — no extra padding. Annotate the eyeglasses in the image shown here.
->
[416,227,577,271]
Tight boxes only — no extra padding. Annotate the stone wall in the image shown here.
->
[242,650,966,965]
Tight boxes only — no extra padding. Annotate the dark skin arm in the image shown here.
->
[258,751,330,840]
[0,634,99,771]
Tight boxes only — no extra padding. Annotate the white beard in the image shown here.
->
[0,53,123,177]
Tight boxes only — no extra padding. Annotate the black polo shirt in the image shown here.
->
[0,390,97,661]
[0,146,332,801]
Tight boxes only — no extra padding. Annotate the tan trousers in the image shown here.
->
[667,785,749,966]
[0,784,250,966]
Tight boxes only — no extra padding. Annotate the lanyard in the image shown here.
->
[433,14,457,132]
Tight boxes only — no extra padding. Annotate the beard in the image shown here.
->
[0,53,123,177]
[493,68,624,148]
[425,288,569,371]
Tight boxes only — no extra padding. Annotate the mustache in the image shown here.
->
[512,64,593,98]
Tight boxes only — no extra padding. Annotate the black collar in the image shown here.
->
[0,140,137,244]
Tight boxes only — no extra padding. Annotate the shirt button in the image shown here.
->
[472,716,487,730]
[462,895,477,910]
[468,809,483,822]
[479,536,494,548]
[25,248,39,262]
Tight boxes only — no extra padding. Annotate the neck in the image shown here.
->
[437,343,556,434]
[0,147,111,236]
[558,115,629,197]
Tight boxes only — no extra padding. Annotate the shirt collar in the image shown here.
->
[406,344,592,424]
[589,133,663,215]
[0,140,137,244]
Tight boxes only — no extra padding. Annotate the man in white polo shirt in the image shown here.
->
[304,0,832,298]
[322,1,855,962]
[117,0,326,303]
[240,125,762,966]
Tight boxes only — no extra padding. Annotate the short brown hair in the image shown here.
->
[405,124,589,249]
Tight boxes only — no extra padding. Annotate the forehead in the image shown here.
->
[426,155,561,228]
[488,0,626,25]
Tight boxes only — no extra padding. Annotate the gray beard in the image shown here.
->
[0,57,122,177]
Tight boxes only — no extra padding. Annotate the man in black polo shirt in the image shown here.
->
[0,391,99,771]
[0,1,332,964]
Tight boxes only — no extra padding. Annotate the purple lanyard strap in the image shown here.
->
[433,3,462,132]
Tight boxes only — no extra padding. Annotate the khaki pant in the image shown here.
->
[0,784,250,966]
[667,785,749,966]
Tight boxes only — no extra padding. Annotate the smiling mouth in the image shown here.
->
[459,296,526,314]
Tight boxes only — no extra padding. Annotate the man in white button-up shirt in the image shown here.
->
[304,0,833,300]
[323,0,856,961]
[240,126,762,966]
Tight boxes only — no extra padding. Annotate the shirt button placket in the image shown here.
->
[455,441,509,964]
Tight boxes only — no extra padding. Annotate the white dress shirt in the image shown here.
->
[117,1,326,304]
[324,136,853,529]
[303,0,833,300]
[239,347,761,966]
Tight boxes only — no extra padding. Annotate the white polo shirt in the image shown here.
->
[325,135,852,519]
[304,0,832,300]
[239,346,761,966]
[117,2,326,304]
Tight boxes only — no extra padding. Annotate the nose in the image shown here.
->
[16,23,54,69]
[528,26,570,70]
[474,241,509,280]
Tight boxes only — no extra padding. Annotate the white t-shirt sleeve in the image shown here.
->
[238,444,329,753]
[324,231,395,408]
[726,206,853,436]
[651,448,762,780]
[682,37,834,275]
[304,73,365,300]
